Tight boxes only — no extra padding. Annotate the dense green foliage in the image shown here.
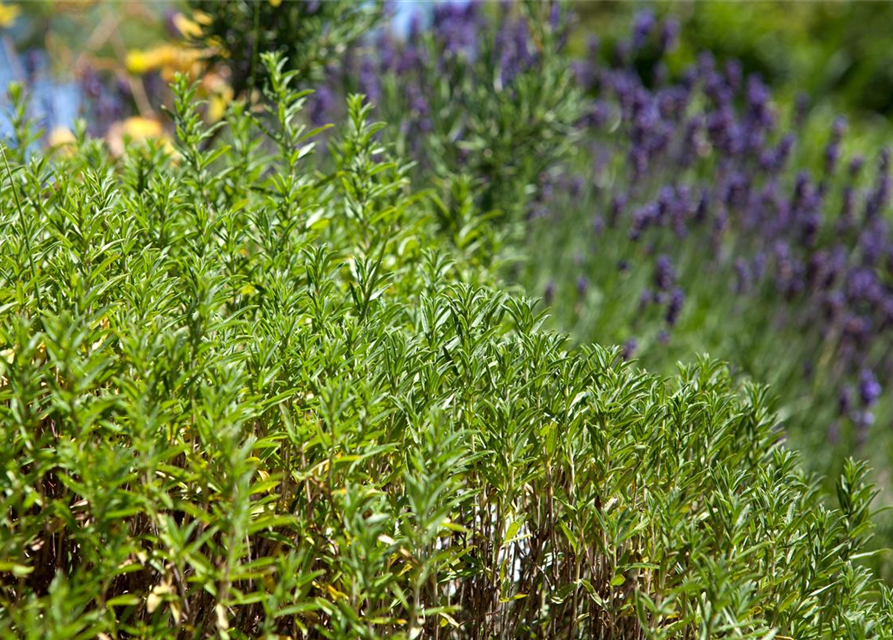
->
[1,54,893,638]
[187,0,382,97]
[308,1,582,234]
[575,2,893,119]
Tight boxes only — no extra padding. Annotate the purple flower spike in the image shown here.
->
[622,338,638,360]
[654,255,675,291]
[859,369,882,407]
[544,281,556,305]
[659,18,680,54]
[824,116,847,174]
[632,10,656,49]
[839,386,853,416]
[549,2,561,30]
[666,287,685,326]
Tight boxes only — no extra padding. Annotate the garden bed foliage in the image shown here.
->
[0,53,892,638]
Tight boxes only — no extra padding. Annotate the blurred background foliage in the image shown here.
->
[575,2,893,120]
[3,1,893,142]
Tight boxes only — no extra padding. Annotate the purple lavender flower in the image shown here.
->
[572,62,596,91]
[827,420,840,445]
[405,84,432,131]
[408,12,424,44]
[881,296,893,329]
[433,0,481,57]
[622,338,638,360]
[632,10,656,49]
[639,288,654,311]
[544,281,555,305]
[734,258,750,294]
[838,187,856,236]
[746,74,772,128]
[378,30,398,71]
[666,287,685,326]
[654,255,675,291]
[549,2,561,30]
[724,59,743,91]
[609,194,627,227]
[358,56,381,104]
[24,50,46,83]
[846,268,881,304]
[590,100,611,129]
[824,116,847,175]
[81,66,103,101]
[698,51,716,76]
[614,39,633,67]
[859,368,882,406]
[659,18,680,54]
[592,214,605,235]
[587,34,600,57]
[723,172,749,210]
[839,386,853,416]
[856,411,875,447]
[774,134,796,171]
[693,190,709,223]
[309,85,336,127]
[866,147,892,219]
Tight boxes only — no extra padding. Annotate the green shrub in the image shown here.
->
[572,2,893,119]
[187,0,383,97]
[0,55,892,638]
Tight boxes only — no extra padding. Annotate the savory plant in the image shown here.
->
[0,53,892,639]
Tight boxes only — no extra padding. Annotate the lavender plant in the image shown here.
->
[321,0,583,228]
[1,55,892,637]
[523,13,893,486]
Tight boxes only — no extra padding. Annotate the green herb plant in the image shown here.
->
[0,55,891,639]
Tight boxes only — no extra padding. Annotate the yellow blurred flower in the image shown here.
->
[125,45,203,77]
[193,10,212,26]
[122,117,163,139]
[208,91,231,122]
[0,3,20,28]
[270,0,283,6]
[48,127,77,156]
[173,12,204,39]
[106,117,170,157]
[49,126,76,146]
[202,72,234,123]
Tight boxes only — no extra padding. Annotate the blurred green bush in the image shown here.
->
[575,1,893,119]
